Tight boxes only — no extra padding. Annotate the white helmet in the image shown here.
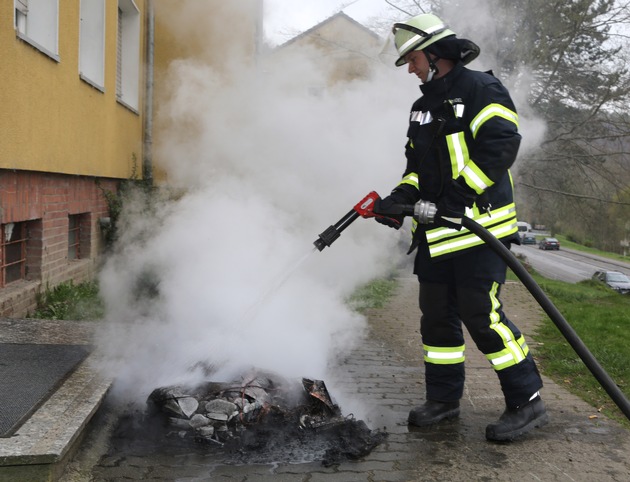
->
[392,13,456,67]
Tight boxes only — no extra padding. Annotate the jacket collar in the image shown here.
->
[419,62,465,98]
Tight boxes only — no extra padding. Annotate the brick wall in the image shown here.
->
[0,171,119,317]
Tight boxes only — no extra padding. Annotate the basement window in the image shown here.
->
[68,215,81,260]
[1,222,27,286]
[116,0,141,112]
[0,220,43,287]
[79,0,106,91]
[14,0,60,62]
[68,213,90,261]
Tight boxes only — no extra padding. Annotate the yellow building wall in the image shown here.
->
[0,0,146,179]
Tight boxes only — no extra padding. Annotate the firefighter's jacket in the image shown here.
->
[393,62,521,260]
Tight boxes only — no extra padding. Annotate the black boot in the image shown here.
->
[408,400,460,427]
[486,395,549,441]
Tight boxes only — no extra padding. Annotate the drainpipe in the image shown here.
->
[143,0,155,185]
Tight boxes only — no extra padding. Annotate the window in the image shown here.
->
[14,0,59,61]
[1,222,27,286]
[116,0,141,111]
[15,0,27,32]
[68,214,91,261]
[79,0,106,90]
[68,215,81,260]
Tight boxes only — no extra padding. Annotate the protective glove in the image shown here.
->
[373,195,404,230]
[435,178,477,230]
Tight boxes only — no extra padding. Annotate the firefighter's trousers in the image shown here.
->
[415,243,543,408]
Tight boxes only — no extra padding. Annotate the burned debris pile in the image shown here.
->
[145,371,387,465]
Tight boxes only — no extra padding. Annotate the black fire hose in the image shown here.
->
[461,217,630,421]
[313,194,630,421]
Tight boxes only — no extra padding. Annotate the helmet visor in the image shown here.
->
[392,22,449,66]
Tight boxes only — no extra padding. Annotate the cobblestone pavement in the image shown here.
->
[63,273,630,481]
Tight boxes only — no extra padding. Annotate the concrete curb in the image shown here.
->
[0,320,111,482]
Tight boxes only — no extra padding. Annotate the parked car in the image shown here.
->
[592,270,630,294]
[522,233,537,245]
[539,237,560,250]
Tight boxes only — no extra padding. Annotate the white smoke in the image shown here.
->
[94,1,547,409]
[432,0,547,158]
[94,5,417,405]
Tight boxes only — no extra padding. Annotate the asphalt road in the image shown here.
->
[511,243,630,283]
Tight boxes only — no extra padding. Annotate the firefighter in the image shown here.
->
[376,13,548,441]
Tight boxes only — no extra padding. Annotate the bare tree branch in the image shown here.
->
[518,182,630,205]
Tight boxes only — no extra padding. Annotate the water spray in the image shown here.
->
[313,191,630,421]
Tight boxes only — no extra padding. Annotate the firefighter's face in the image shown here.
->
[405,50,434,83]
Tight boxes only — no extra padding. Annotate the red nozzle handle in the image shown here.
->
[353,191,380,218]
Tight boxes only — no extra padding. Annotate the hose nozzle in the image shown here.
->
[313,224,344,251]
[313,211,360,251]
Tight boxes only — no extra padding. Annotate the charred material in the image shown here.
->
[143,371,387,465]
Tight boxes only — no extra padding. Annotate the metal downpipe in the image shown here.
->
[143,0,155,185]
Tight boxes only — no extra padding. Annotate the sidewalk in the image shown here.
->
[351,273,630,481]
[3,273,630,481]
[0,319,111,482]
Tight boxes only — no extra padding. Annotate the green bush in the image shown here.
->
[33,281,104,321]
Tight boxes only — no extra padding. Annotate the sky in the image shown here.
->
[263,0,395,45]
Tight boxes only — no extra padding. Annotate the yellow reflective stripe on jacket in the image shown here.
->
[486,335,530,371]
[427,220,518,258]
[424,344,466,365]
[470,103,519,139]
[398,172,419,189]
[426,204,518,258]
[411,202,516,237]
[446,133,495,194]
[445,132,468,177]
[461,159,494,194]
[426,203,516,242]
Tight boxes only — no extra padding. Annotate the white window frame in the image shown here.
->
[79,0,106,91]
[116,0,141,112]
[14,0,60,62]
[15,0,27,33]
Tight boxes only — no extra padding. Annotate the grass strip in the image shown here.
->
[524,273,630,427]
